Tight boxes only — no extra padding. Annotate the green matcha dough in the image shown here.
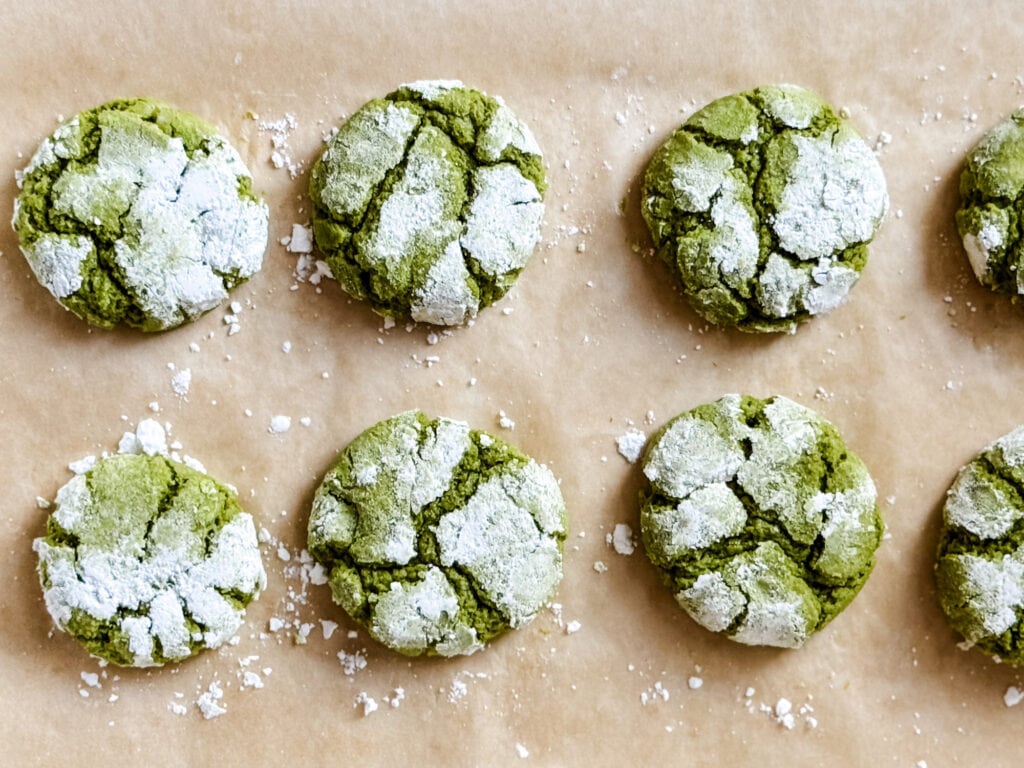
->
[956,109,1024,298]
[12,98,269,331]
[307,410,566,657]
[640,394,882,648]
[34,453,266,667]
[935,426,1024,663]
[641,84,888,333]
[309,80,547,325]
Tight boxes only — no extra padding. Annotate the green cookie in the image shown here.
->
[956,110,1024,298]
[936,426,1024,663]
[640,395,882,648]
[308,411,566,657]
[309,80,546,326]
[12,98,268,331]
[34,453,266,667]
[642,84,888,333]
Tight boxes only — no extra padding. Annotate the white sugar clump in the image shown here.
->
[771,131,888,262]
[707,176,759,290]
[995,426,1024,467]
[462,163,543,277]
[316,101,420,220]
[370,566,481,657]
[435,461,565,626]
[945,550,1024,641]
[668,142,733,212]
[478,95,543,160]
[20,233,90,299]
[411,239,476,325]
[945,462,1023,540]
[34,456,265,667]
[616,427,647,464]
[611,523,636,555]
[643,395,749,499]
[758,84,820,129]
[312,413,471,566]
[650,483,748,556]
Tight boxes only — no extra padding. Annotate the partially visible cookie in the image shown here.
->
[307,410,566,657]
[640,395,882,648]
[12,98,268,331]
[35,452,266,667]
[642,84,888,333]
[956,110,1024,297]
[309,80,546,326]
[936,426,1024,663]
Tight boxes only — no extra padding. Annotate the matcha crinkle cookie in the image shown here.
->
[34,453,265,667]
[642,84,888,332]
[956,109,1024,298]
[307,410,566,657]
[309,80,546,325]
[640,395,882,648]
[936,426,1024,663]
[12,98,268,331]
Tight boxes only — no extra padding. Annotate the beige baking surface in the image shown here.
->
[5,1,1024,765]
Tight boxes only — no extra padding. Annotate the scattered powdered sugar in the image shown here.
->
[354,691,378,717]
[256,112,303,178]
[338,648,369,676]
[515,743,530,759]
[608,523,636,555]
[269,415,292,434]
[170,368,192,398]
[197,681,227,719]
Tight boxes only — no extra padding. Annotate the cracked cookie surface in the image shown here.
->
[12,98,268,332]
[936,426,1024,663]
[307,410,566,657]
[34,453,266,667]
[641,84,888,333]
[640,395,881,648]
[956,109,1024,298]
[309,80,546,326]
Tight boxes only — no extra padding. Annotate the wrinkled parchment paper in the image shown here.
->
[5,2,1024,765]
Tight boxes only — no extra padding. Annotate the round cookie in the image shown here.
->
[641,84,888,333]
[640,395,882,648]
[12,98,268,331]
[935,426,1024,663]
[309,80,546,326]
[34,453,266,667]
[307,410,566,657]
[956,109,1024,298]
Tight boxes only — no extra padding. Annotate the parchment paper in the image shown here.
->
[4,2,1024,765]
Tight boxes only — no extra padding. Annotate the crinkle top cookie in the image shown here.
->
[309,80,547,326]
[956,109,1024,298]
[34,453,266,667]
[12,98,269,331]
[640,395,882,648]
[936,426,1024,663]
[307,410,566,657]
[642,84,888,333]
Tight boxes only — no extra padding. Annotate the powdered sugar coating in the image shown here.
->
[641,395,881,648]
[308,411,566,657]
[310,81,546,325]
[34,453,265,667]
[642,84,887,332]
[936,425,1024,662]
[956,108,1024,297]
[13,99,268,331]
